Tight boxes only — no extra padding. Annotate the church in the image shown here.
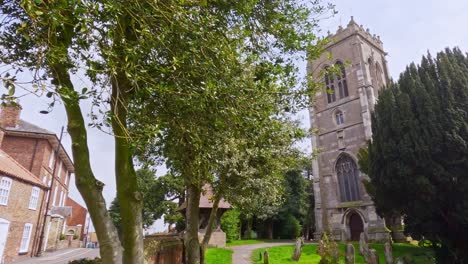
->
[308,17,401,242]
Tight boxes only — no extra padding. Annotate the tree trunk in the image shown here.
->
[200,197,220,264]
[185,183,201,264]
[51,65,123,264]
[109,14,144,264]
[266,219,273,240]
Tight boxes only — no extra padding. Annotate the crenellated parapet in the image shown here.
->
[325,16,384,52]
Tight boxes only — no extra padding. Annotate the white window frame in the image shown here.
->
[48,151,55,168]
[0,177,13,206]
[52,187,58,206]
[57,161,62,179]
[28,187,40,210]
[19,223,33,253]
[59,189,64,207]
[64,172,69,187]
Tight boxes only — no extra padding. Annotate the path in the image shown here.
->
[12,248,100,264]
[229,242,294,264]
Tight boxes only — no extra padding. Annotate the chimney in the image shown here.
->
[0,103,22,128]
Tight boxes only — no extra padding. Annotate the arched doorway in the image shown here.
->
[349,213,364,241]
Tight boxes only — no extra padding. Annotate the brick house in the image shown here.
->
[0,104,76,262]
[0,137,48,263]
[65,197,88,241]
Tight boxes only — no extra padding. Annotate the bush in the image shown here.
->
[317,232,340,264]
[221,209,240,242]
[68,257,101,264]
[278,214,301,239]
[73,234,79,240]
[59,234,66,240]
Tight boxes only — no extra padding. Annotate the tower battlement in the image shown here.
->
[326,17,384,51]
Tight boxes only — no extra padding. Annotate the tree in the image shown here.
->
[1,1,333,263]
[108,168,184,235]
[364,48,468,263]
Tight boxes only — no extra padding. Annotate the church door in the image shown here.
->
[349,213,364,241]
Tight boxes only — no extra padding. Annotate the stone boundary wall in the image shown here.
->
[144,234,183,264]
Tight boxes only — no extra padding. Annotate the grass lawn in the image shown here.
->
[252,243,434,264]
[227,239,291,247]
[206,248,233,264]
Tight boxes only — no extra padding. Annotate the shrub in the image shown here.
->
[221,209,240,242]
[59,234,66,240]
[317,232,340,264]
[278,214,301,239]
[73,234,79,240]
[68,257,101,264]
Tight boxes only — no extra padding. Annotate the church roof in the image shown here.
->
[178,184,231,211]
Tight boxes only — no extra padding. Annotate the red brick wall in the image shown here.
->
[65,198,87,240]
[0,177,45,263]
[0,106,21,128]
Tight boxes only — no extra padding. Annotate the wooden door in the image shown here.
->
[349,213,363,241]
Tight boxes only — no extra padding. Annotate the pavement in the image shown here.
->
[12,248,100,264]
[229,242,294,264]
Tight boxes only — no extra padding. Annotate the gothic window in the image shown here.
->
[335,110,344,125]
[325,67,336,103]
[336,61,349,98]
[375,63,384,89]
[324,62,348,104]
[336,155,361,202]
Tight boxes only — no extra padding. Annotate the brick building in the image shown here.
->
[0,148,47,263]
[65,197,88,241]
[0,104,76,262]
[308,18,401,242]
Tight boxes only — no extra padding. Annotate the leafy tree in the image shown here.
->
[0,1,333,263]
[364,48,468,263]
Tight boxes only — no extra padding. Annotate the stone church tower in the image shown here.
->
[308,17,390,242]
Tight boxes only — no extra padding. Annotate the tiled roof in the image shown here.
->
[0,150,46,188]
[179,184,231,211]
[6,119,55,134]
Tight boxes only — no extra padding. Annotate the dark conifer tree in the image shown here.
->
[365,48,468,263]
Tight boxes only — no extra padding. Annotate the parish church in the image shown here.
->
[308,17,403,242]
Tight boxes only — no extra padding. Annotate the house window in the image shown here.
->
[48,151,55,168]
[0,177,12,205]
[59,189,64,207]
[336,155,361,202]
[19,223,33,253]
[57,161,62,179]
[64,172,69,187]
[335,111,344,125]
[29,187,40,210]
[52,187,58,206]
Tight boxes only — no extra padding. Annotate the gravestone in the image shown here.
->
[368,249,379,264]
[345,243,355,264]
[395,258,405,264]
[359,233,367,256]
[291,237,304,261]
[264,250,269,264]
[384,242,394,264]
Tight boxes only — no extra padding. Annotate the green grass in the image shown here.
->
[227,239,291,247]
[206,248,233,264]
[251,243,434,264]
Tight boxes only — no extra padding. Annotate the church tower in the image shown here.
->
[308,17,391,241]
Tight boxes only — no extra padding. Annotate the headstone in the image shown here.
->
[384,242,394,264]
[395,258,405,264]
[264,250,269,264]
[368,249,379,264]
[345,243,355,264]
[359,233,366,255]
[291,237,303,261]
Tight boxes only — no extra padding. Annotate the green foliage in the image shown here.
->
[317,232,340,264]
[366,48,468,263]
[59,234,66,241]
[68,258,102,264]
[73,234,79,240]
[278,214,302,239]
[221,209,241,242]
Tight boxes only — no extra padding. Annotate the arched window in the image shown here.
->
[336,61,349,98]
[324,66,336,103]
[335,110,344,125]
[324,62,349,104]
[336,155,361,202]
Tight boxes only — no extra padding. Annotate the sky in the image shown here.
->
[3,0,468,232]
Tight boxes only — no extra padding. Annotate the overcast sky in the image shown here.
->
[4,0,468,231]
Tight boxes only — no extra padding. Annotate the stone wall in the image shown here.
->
[144,235,183,264]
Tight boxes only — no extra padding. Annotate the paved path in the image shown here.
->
[13,248,100,264]
[229,242,294,264]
